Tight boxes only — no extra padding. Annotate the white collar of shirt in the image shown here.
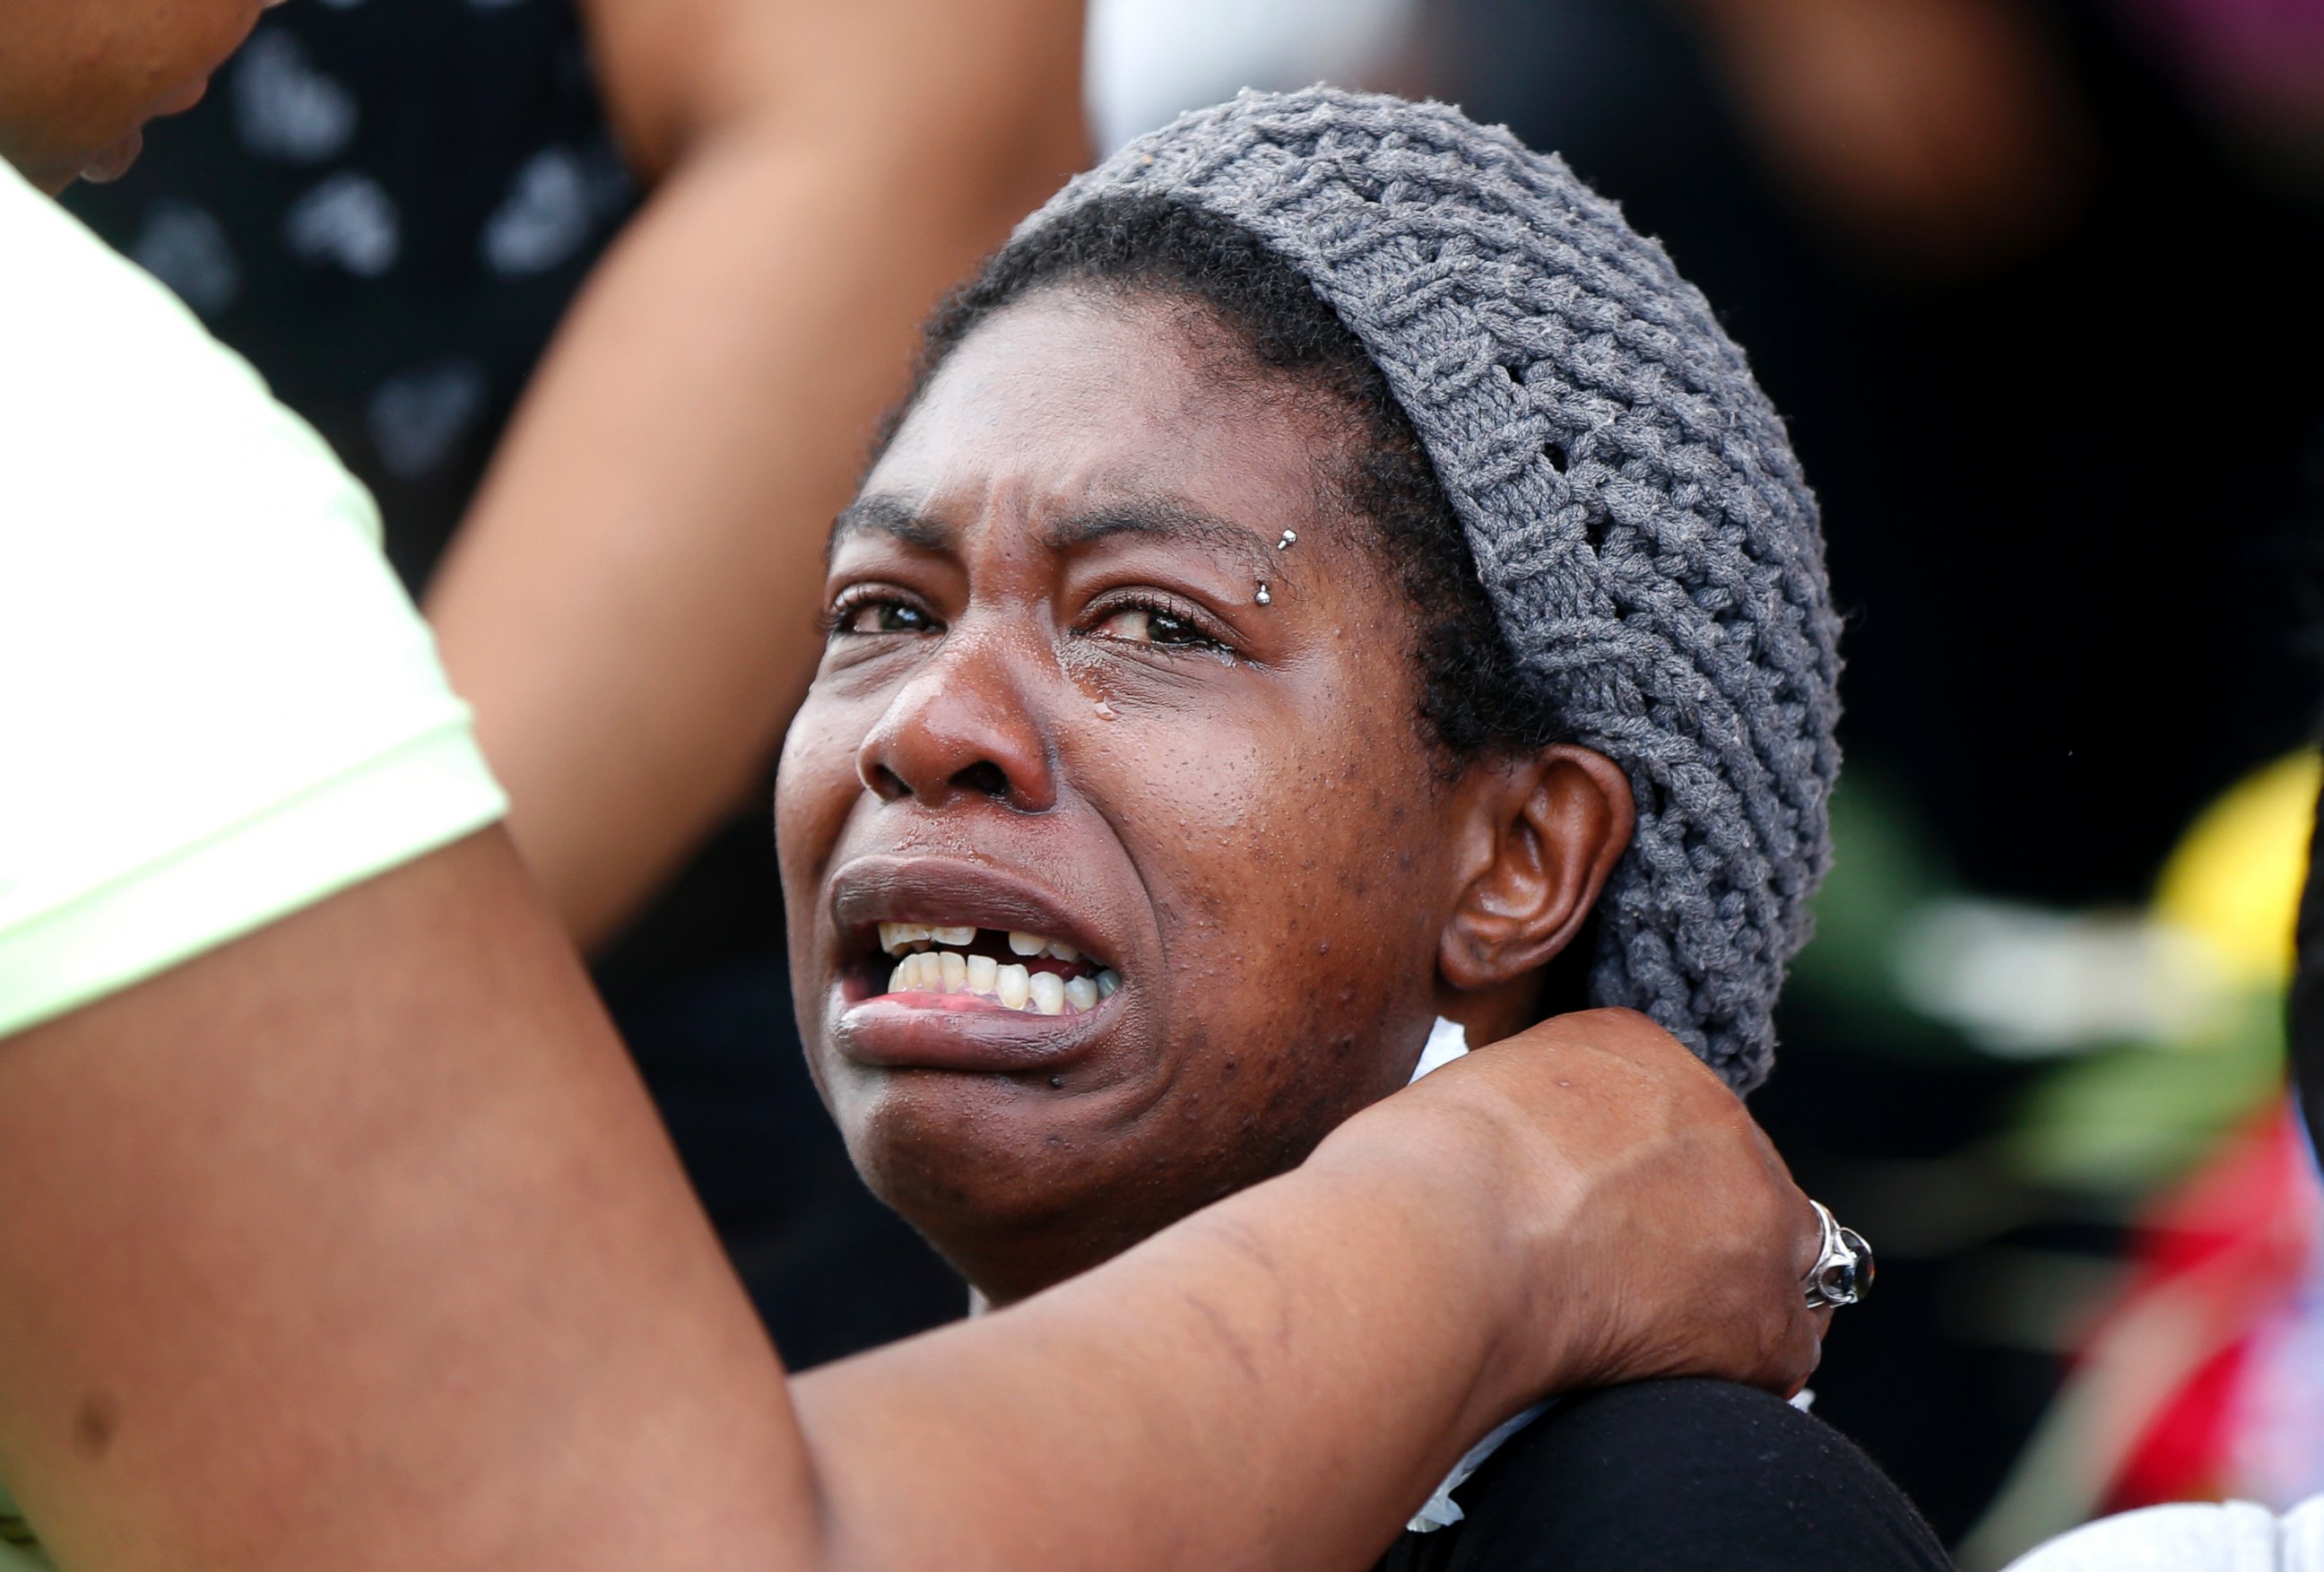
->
[1405,1017,1553,1533]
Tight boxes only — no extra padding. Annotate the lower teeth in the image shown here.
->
[885,953,1120,1015]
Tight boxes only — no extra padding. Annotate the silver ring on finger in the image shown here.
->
[1802,1200,1874,1309]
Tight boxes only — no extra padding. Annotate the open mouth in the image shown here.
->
[875,923,1122,1017]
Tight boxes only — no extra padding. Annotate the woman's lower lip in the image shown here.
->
[832,994,1117,1073]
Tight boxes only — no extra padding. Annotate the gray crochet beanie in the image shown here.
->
[1019,88,1841,1093]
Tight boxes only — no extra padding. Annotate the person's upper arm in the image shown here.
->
[0,835,815,1571]
[0,163,813,1569]
[424,0,1086,949]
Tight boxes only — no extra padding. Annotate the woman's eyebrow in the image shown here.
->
[828,495,949,560]
[1042,501,1277,580]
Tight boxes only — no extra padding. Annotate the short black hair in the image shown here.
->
[880,193,1565,766]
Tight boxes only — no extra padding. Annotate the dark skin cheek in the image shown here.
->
[1117,685,1440,1194]
[775,706,861,1073]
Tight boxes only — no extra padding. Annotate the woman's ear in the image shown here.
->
[1437,745,1635,993]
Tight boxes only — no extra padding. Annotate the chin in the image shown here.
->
[839,1074,1358,1307]
[830,1075,1243,1298]
[836,1069,1126,1217]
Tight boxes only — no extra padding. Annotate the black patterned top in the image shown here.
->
[66,0,637,596]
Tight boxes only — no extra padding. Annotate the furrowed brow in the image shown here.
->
[1042,501,1277,579]
[828,495,949,562]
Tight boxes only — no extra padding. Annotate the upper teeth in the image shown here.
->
[880,923,1084,963]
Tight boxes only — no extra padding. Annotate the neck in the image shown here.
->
[946,1016,1453,1307]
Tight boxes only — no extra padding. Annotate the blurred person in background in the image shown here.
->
[65,0,1092,1363]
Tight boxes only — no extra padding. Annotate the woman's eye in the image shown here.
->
[1091,604,1215,648]
[836,599,938,635]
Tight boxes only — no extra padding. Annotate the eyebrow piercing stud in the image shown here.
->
[1276,529,1297,549]
[1255,583,1272,605]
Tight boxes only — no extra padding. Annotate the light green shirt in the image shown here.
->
[0,155,507,1562]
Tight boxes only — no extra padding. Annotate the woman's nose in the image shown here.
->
[854,633,1057,812]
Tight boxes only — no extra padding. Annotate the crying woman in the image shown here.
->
[776,90,1951,1571]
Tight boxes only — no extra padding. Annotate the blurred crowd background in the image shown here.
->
[65,1,2324,1564]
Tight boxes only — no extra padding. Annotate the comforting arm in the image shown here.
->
[424,0,1088,950]
[793,1004,1827,1572]
[0,835,1818,1572]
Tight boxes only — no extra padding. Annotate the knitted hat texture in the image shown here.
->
[1019,88,1842,1091]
